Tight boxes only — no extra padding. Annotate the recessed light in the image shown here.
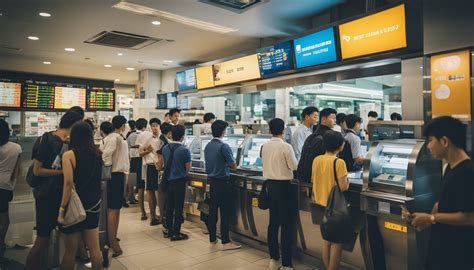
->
[28,36,39,40]
[163,60,173,63]
[126,67,135,71]
[117,53,123,56]
[104,64,112,68]
[0,13,3,16]
[419,66,423,69]
[114,79,120,82]
[39,12,51,17]
[152,21,161,25]
[65,48,75,52]
[43,61,51,65]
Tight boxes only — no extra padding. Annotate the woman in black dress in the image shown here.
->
[57,121,103,270]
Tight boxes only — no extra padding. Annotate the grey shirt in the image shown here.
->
[291,124,313,161]
[345,130,362,159]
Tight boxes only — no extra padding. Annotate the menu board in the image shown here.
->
[176,69,196,92]
[23,83,55,110]
[177,96,190,109]
[157,93,177,109]
[0,82,21,108]
[339,4,406,60]
[54,86,86,109]
[87,88,115,111]
[293,27,338,68]
[195,66,214,89]
[213,54,261,86]
[257,41,294,76]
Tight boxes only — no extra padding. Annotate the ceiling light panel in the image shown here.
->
[39,12,51,17]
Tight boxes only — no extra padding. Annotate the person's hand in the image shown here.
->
[401,209,411,222]
[410,213,432,231]
[146,145,153,152]
[57,209,65,225]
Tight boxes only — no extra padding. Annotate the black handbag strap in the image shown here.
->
[333,158,339,188]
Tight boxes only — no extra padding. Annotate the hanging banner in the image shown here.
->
[213,54,260,86]
[431,49,471,120]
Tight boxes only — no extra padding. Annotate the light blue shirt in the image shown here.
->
[345,130,362,158]
[291,124,313,161]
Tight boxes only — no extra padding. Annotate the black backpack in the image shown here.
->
[296,133,325,182]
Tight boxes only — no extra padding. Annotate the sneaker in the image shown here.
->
[269,259,281,270]
[141,214,148,221]
[162,229,170,238]
[279,267,293,270]
[209,240,218,250]
[150,218,161,226]
[122,199,130,208]
[170,233,189,241]
[220,242,242,251]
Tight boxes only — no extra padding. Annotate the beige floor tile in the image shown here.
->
[172,238,217,257]
[117,231,154,246]
[124,247,191,269]
[148,258,201,270]
[115,256,139,269]
[121,239,168,257]
[184,254,251,270]
[232,248,268,262]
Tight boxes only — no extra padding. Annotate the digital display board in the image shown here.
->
[339,4,406,59]
[213,54,261,86]
[87,88,115,111]
[157,92,177,109]
[257,41,294,76]
[176,69,196,92]
[195,66,214,89]
[0,82,21,108]
[54,86,86,109]
[293,27,337,69]
[22,83,55,110]
[177,96,190,110]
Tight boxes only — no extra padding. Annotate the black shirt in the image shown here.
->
[426,159,474,270]
[73,149,102,209]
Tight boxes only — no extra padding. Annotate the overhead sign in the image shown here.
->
[195,66,215,89]
[87,88,115,111]
[257,41,294,76]
[293,27,338,69]
[54,86,86,109]
[0,82,21,109]
[431,50,471,120]
[339,4,407,60]
[213,54,261,86]
[176,69,196,92]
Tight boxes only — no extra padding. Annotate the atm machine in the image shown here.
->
[361,121,442,270]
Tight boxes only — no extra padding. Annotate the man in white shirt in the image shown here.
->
[291,106,318,161]
[127,118,148,219]
[100,115,130,257]
[139,118,162,226]
[262,118,298,270]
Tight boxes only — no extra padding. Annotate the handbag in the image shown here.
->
[258,180,270,210]
[63,185,86,228]
[320,158,354,244]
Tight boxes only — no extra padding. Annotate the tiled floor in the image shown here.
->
[2,203,316,270]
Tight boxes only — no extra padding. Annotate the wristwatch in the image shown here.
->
[430,214,436,224]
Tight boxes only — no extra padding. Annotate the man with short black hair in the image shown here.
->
[262,118,298,270]
[367,111,378,120]
[406,116,474,270]
[164,113,171,123]
[158,125,191,241]
[390,112,402,121]
[292,106,319,161]
[203,112,216,135]
[315,108,337,136]
[128,118,148,218]
[204,120,241,250]
[169,108,181,125]
[334,113,347,134]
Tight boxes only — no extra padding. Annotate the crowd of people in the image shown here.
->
[0,105,472,270]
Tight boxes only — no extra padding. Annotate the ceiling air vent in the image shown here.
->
[84,31,163,50]
[199,0,269,13]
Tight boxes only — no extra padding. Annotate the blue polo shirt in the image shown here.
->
[162,142,191,181]
[204,138,235,179]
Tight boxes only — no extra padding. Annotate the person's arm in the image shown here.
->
[185,148,192,173]
[101,136,117,166]
[292,131,303,161]
[336,159,349,191]
[185,162,192,173]
[156,153,164,171]
[410,212,474,231]
[223,145,238,170]
[10,154,21,182]
[285,145,298,171]
[33,159,62,177]
[57,150,75,224]
[139,137,154,157]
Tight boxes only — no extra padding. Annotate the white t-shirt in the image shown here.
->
[0,142,22,191]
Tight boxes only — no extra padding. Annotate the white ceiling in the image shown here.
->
[0,0,344,84]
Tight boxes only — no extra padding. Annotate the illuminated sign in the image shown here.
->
[339,4,407,59]
[0,82,21,108]
[431,50,471,120]
[213,54,261,86]
[176,69,196,92]
[257,41,294,76]
[384,221,407,233]
[54,86,86,109]
[294,28,338,68]
[196,66,215,89]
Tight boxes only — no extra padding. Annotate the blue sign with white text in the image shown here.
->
[257,41,294,76]
[176,69,196,92]
[293,28,337,69]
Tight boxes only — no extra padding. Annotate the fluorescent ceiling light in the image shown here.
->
[43,61,51,64]
[65,48,75,52]
[115,79,120,82]
[112,1,238,34]
[152,20,161,25]
[126,67,135,71]
[28,36,39,40]
[117,53,123,56]
[104,64,112,68]
[39,12,51,17]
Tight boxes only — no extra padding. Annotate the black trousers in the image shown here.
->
[207,178,232,244]
[267,180,294,267]
[165,178,187,236]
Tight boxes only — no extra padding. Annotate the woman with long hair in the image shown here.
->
[57,121,103,270]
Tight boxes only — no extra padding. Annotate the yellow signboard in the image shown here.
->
[251,197,259,207]
[190,181,204,188]
[196,66,214,89]
[384,221,407,233]
[431,50,471,120]
[213,54,261,86]
[339,4,407,59]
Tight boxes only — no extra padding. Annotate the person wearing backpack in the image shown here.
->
[25,110,82,270]
[0,119,22,263]
[204,120,241,251]
[156,125,191,241]
[262,118,298,270]
[297,108,337,183]
[312,131,349,270]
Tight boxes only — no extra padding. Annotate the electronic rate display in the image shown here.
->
[22,83,55,110]
[0,82,21,109]
[87,88,115,111]
[257,41,294,76]
[54,86,86,109]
